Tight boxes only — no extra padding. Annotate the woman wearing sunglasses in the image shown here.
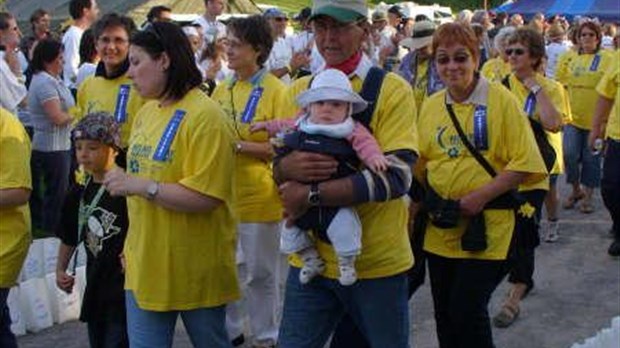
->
[414,23,547,348]
[556,21,615,213]
[102,22,238,347]
[492,27,570,328]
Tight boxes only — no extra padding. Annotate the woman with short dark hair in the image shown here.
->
[74,13,144,168]
[415,23,547,347]
[28,38,75,235]
[102,21,238,348]
[492,27,569,328]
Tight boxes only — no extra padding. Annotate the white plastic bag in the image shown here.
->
[43,238,61,275]
[21,240,45,280]
[75,266,87,303]
[19,278,53,333]
[7,287,26,336]
[45,273,80,324]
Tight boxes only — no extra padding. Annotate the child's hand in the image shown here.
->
[368,155,389,173]
[56,270,75,294]
[119,253,126,274]
[250,122,267,133]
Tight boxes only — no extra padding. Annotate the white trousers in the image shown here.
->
[226,222,281,346]
[280,207,362,257]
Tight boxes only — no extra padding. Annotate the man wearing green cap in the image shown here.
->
[273,1,418,347]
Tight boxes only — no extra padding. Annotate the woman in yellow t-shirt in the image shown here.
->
[0,107,32,346]
[75,13,146,167]
[416,23,546,348]
[555,21,614,213]
[492,28,568,328]
[591,64,620,256]
[480,26,515,83]
[102,22,238,347]
[210,16,284,348]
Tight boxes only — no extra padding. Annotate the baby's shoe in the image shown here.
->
[299,257,325,284]
[338,264,357,286]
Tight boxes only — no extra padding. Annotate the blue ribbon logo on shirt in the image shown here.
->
[589,54,601,72]
[473,105,488,150]
[114,84,131,123]
[153,109,186,162]
[241,87,264,124]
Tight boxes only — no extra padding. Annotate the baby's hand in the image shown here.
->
[250,122,267,133]
[367,155,389,173]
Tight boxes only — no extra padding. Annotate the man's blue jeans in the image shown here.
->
[278,267,410,348]
[125,291,231,348]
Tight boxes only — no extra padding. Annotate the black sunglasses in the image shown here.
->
[505,48,526,56]
[436,54,470,65]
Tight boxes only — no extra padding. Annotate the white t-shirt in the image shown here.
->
[62,26,85,89]
[602,36,614,50]
[545,41,572,80]
[266,36,293,84]
[0,51,27,115]
[193,16,226,45]
[76,62,98,88]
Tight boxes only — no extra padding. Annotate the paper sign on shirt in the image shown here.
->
[473,105,489,150]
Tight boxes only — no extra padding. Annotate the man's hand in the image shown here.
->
[275,151,337,183]
[55,270,75,294]
[279,181,311,221]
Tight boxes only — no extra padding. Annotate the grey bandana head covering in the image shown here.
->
[72,112,122,150]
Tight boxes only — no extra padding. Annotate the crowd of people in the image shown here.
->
[0,0,619,347]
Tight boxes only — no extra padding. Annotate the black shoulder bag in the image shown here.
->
[501,76,557,172]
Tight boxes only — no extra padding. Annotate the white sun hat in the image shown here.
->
[297,69,368,114]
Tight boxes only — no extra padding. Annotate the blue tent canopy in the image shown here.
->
[495,0,620,22]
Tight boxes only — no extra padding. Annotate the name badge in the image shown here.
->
[473,105,488,150]
[524,93,537,118]
[114,84,131,123]
[153,110,186,162]
[589,54,601,71]
[241,87,264,123]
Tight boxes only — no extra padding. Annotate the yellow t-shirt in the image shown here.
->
[124,88,239,311]
[480,57,512,84]
[417,79,547,260]
[506,74,571,190]
[0,108,32,287]
[211,72,284,222]
[595,62,620,141]
[283,70,419,279]
[555,49,615,130]
[75,74,146,148]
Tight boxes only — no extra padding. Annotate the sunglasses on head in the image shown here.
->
[505,48,526,56]
[435,54,470,65]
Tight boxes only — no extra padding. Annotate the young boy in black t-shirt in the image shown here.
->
[55,112,129,348]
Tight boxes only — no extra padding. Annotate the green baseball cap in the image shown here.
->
[310,0,368,23]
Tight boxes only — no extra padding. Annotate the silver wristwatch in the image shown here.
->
[146,181,160,200]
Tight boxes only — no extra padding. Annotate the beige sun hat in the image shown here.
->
[297,69,368,114]
[400,20,437,50]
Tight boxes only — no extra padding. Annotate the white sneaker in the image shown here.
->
[299,257,325,284]
[544,221,559,243]
[338,264,357,286]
